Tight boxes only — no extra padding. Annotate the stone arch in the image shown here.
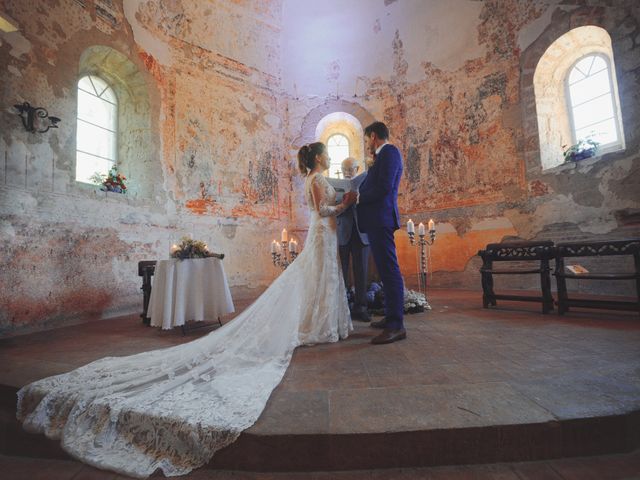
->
[520,8,623,174]
[78,45,159,198]
[294,99,375,149]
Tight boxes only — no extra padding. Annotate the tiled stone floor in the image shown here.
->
[1,289,639,478]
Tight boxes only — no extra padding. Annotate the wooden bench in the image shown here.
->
[554,239,640,316]
[478,241,555,314]
[138,260,157,325]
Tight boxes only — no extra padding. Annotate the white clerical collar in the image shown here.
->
[375,142,388,155]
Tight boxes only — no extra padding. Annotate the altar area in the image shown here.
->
[0,289,638,477]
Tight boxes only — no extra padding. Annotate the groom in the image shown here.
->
[357,121,405,344]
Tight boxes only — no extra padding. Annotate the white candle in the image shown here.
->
[288,239,295,252]
[428,219,435,231]
[418,222,425,236]
[407,219,415,234]
[270,240,277,253]
[281,228,288,242]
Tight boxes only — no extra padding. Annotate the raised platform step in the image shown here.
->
[1,383,638,472]
[1,290,639,474]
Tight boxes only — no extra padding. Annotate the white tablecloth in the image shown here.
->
[149,258,235,330]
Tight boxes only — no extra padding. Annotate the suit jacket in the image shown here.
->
[356,144,403,232]
[336,172,369,246]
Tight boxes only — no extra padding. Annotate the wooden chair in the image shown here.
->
[554,239,640,317]
[478,241,555,314]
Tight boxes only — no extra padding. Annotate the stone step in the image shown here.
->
[2,384,638,472]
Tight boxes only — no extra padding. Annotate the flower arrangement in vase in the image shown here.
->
[91,165,127,193]
[170,237,224,260]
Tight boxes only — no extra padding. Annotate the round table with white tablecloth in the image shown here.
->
[148,257,235,330]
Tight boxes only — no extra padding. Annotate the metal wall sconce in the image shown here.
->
[14,102,61,133]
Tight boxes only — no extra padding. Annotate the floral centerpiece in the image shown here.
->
[404,289,430,313]
[91,165,128,193]
[170,236,224,260]
[366,282,430,314]
[562,139,600,162]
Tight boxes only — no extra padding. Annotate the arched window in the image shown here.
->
[567,54,620,147]
[327,134,350,178]
[532,26,625,170]
[75,75,117,183]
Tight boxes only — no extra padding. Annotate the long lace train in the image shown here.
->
[16,172,351,478]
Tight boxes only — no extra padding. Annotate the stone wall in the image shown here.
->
[0,0,289,336]
[283,0,640,294]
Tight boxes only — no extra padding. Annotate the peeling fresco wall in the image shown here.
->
[0,0,288,336]
[284,0,640,294]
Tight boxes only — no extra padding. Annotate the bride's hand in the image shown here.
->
[342,191,357,206]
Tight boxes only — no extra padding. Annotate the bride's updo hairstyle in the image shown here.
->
[297,142,326,175]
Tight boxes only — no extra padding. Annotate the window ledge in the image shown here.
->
[71,181,153,206]
[541,145,626,174]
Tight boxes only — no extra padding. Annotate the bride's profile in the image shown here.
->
[17,142,357,478]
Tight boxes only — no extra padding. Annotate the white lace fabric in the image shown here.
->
[16,173,352,478]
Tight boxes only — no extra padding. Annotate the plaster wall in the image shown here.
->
[0,0,289,336]
[284,0,640,294]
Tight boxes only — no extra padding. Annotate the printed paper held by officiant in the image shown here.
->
[327,176,353,203]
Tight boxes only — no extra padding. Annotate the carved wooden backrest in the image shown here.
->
[556,239,640,258]
[481,241,555,261]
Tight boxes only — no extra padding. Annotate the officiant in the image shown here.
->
[336,157,371,322]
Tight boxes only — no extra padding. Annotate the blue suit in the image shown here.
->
[337,172,369,313]
[357,144,404,329]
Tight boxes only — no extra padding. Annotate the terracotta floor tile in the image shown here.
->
[249,390,329,435]
[328,382,554,434]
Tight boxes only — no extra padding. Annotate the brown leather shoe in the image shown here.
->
[371,328,407,345]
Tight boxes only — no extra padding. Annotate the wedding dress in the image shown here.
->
[16,172,352,478]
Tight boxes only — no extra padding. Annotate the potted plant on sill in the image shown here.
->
[562,138,600,163]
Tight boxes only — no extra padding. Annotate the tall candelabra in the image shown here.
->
[407,220,436,305]
[270,229,298,270]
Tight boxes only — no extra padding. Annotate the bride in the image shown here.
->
[17,142,357,478]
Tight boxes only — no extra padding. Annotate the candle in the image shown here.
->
[281,228,288,242]
[294,240,298,253]
[288,239,295,252]
[407,219,415,234]
[418,222,425,236]
[428,219,435,231]
[270,240,277,253]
